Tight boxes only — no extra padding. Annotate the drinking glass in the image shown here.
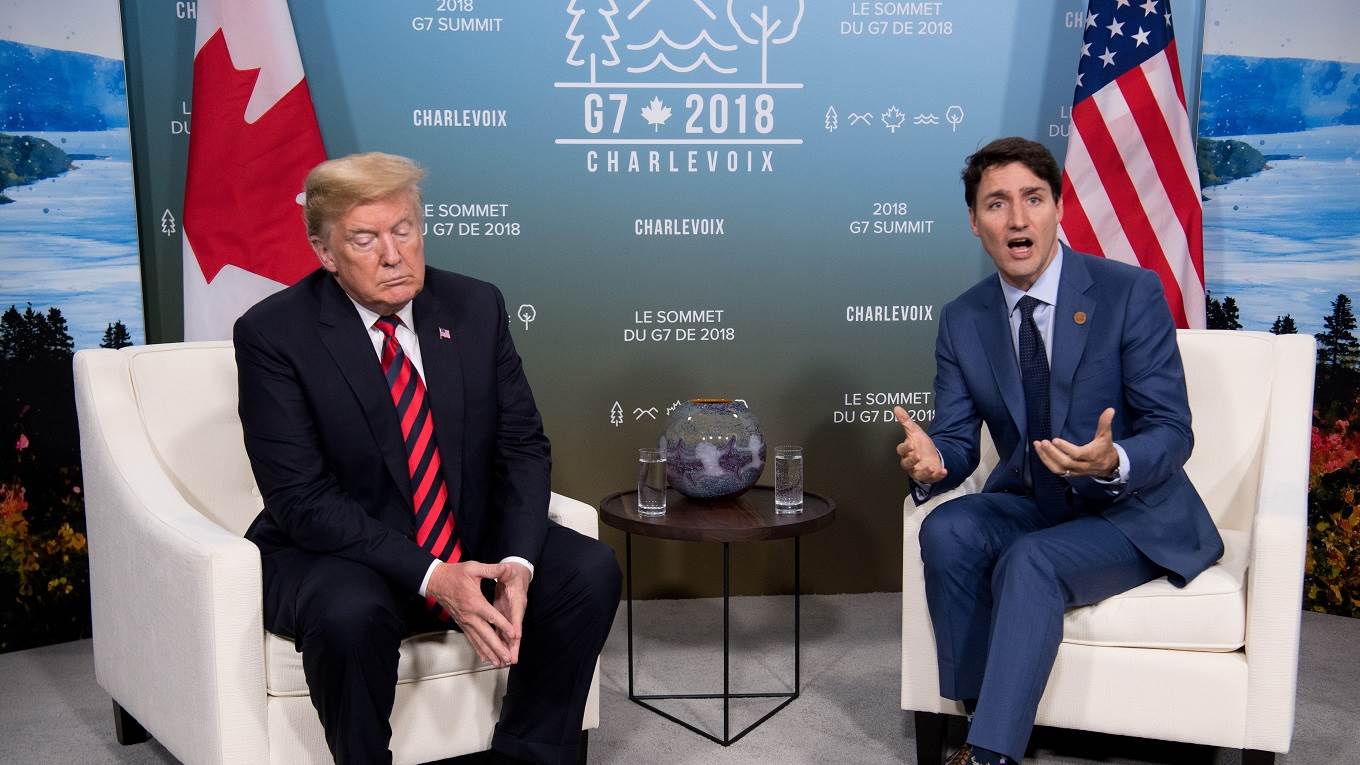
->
[774,446,804,513]
[636,448,667,516]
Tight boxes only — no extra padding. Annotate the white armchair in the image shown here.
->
[901,330,1315,764]
[74,341,600,765]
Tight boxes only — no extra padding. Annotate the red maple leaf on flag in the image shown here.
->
[182,29,326,286]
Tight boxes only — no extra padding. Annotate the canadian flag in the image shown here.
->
[182,0,326,340]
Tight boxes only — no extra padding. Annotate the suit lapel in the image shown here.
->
[316,276,413,508]
[412,286,464,511]
[975,279,1026,437]
[1050,247,1096,437]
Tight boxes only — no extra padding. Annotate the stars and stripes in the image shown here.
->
[1060,0,1205,328]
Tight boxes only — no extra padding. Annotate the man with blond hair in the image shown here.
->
[235,152,619,764]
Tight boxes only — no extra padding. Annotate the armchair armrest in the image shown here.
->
[1242,335,1314,753]
[75,349,268,765]
[548,492,600,540]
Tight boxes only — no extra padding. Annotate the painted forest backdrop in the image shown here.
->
[1,0,143,652]
[1197,1,1360,616]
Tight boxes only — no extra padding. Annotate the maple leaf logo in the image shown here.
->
[183,29,325,285]
[881,105,906,134]
[641,97,672,132]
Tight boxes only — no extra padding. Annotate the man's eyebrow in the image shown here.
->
[1020,185,1048,196]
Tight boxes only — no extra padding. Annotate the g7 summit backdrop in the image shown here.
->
[120,0,1206,597]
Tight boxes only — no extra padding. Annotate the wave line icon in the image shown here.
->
[627,51,737,75]
[627,29,737,52]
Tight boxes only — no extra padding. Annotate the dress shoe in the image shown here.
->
[945,743,974,765]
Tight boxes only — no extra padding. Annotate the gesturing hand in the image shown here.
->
[894,406,948,484]
[426,560,515,667]
[1034,407,1120,479]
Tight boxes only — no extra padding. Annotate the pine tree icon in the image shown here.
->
[161,209,177,236]
[610,401,624,427]
[825,106,838,132]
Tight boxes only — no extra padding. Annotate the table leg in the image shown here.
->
[626,532,634,701]
[722,540,731,744]
[794,534,801,696]
[624,532,803,747]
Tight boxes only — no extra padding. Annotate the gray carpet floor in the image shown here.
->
[1,592,1356,764]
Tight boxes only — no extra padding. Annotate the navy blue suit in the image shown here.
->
[915,249,1222,759]
[236,267,619,764]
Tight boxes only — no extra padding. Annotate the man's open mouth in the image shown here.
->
[1008,237,1034,253]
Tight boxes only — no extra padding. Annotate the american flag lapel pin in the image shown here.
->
[438,327,452,340]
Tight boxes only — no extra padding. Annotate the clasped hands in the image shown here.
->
[893,405,1119,483]
[425,559,529,669]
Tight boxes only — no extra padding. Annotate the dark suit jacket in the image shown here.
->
[916,248,1222,585]
[235,267,550,595]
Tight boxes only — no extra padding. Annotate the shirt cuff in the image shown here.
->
[1092,442,1130,486]
[501,556,535,580]
[417,556,537,597]
[911,480,932,501]
[417,558,441,598]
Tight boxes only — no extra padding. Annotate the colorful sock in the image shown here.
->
[968,744,1015,764]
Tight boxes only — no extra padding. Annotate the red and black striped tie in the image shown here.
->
[374,316,460,616]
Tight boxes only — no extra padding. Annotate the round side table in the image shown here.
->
[599,485,834,746]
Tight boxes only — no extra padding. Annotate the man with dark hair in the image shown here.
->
[236,152,620,764]
[894,137,1222,764]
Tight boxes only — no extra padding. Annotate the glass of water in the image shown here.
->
[774,446,804,513]
[636,448,667,516]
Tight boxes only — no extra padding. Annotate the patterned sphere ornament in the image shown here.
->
[661,398,766,499]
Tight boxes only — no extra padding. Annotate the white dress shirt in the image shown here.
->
[347,296,534,597]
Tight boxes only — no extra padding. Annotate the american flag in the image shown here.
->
[1059,0,1204,329]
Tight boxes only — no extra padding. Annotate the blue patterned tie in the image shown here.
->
[1017,296,1067,514]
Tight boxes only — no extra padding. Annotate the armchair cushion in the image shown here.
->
[125,341,259,536]
[1061,529,1247,651]
[266,494,602,698]
[266,630,496,697]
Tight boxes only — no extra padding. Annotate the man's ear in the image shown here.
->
[311,235,336,273]
[968,207,980,237]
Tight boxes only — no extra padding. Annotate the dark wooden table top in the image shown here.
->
[598,485,835,543]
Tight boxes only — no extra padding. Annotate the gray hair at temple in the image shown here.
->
[302,152,426,238]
